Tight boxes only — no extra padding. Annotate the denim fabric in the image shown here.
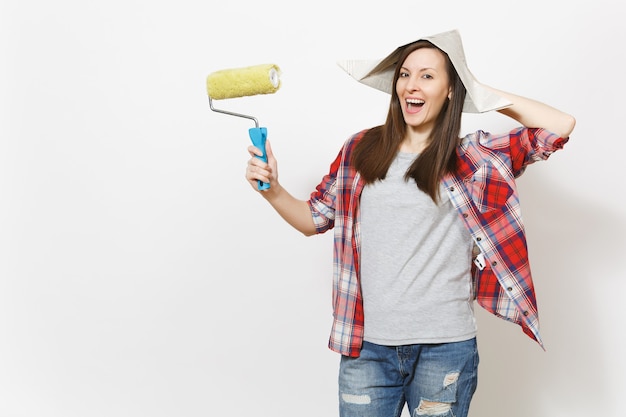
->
[338,339,479,417]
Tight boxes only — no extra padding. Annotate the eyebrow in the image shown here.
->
[400,66,438,73]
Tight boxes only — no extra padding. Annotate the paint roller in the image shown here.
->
[206,63,281,190]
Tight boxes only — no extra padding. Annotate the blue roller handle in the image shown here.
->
[249,127,270,191]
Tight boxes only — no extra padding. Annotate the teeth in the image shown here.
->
[407,99,425,105]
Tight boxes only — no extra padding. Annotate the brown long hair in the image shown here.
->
[351,40,467,202]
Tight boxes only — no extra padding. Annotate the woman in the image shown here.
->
[245,29,575,417]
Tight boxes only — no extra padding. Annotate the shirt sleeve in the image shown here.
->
[508,127,569,177]
[307,147,343,234]
[476,127,569,178]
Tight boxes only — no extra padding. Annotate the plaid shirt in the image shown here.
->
[308,127,569,357]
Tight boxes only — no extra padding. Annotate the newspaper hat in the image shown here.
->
[337,29,511,113]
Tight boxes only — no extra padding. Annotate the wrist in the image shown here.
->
[261,182,283,201]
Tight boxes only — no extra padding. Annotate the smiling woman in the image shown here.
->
[244,29,575,417]
[1,0,622,416]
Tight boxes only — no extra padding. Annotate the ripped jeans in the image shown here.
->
[338,339,478,417]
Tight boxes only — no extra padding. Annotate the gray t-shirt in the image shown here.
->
[360,151,477,345]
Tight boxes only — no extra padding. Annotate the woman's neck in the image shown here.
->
[400,129,430,154]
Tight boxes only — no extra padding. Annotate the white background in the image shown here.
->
[1,1,624,416]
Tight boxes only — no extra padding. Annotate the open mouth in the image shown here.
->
[406,98,425,109]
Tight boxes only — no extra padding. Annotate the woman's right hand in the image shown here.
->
[244,139,317,236]
[246,139,278,193]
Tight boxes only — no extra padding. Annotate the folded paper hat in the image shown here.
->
[337,29,511,113]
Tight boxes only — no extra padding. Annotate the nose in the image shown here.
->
[404,74,421,92]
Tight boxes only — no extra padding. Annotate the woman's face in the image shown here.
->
[396,47,452,133]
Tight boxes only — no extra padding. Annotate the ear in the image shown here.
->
[448,87,452,100]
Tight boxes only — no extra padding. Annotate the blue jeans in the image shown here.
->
[338,339,479,417]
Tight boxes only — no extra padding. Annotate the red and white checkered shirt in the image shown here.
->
[308,127,569,357]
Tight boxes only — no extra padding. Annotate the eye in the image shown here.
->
[422,73,434,80]
[399,71,410,78]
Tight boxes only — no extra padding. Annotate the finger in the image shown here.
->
[247,145,263,158]
[247,156,268,170]
[247,164,271,184]
[247,159,271,177]
[265,140,274,158]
